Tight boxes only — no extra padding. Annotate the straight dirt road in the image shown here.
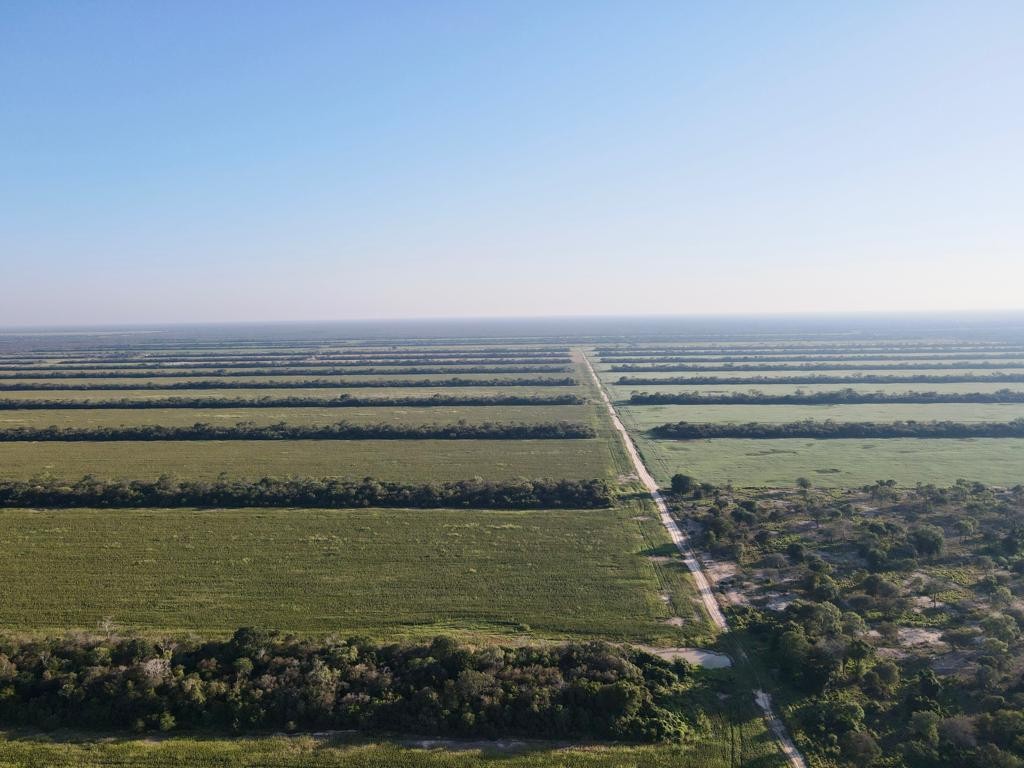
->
[580,350,807,768]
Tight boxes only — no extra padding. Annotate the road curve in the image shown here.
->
[580,351,807,768]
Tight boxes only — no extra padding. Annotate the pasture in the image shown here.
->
[0,438,618,482]
[0,503,700,643]
[0,403,594,429]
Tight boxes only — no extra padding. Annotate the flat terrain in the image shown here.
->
[0,727,784,768]
[0,403,593,429]
[633,435,1024,487]
[620,402,1024,427]
[0,503,696,642]
[0,438,618,482]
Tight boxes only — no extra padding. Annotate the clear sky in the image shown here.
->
[2,1,1022,325]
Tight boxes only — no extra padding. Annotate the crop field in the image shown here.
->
[593,334,1024,488]
[0,403,594,429]
[0,722,784,767]
[0,502,699,642]
[632,436,1024,487]
[620,402,1024,427]
[0,438,621,481]
[608,380,1024,398]
[0,384,582,401]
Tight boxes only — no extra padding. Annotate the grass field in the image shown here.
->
[0,439,618,482]
[607,381,1024,398]
[0,723,785,767]
[633,435,1024,487]
[0,503,699,643]
[619,402,1024,427]
[0,385,582,401]
[0,404,594,429]
[6,372,577,386]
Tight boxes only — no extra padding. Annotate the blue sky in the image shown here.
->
[2,0,1022,325]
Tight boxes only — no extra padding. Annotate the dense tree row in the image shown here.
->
[595,345,1023,357]
[0,631,690,739]
[650,418,1024,440]
[618,374,1024,386]
[629,388,1024,405]
[0,366,572,379]
[0,393,585,410]
[0,420,597,442]
[1,357,571,371]
[601,352,1024,364]
[3,348,571,364]
[0,377,578,391]
[0,475,614,508]
[612,362,1024,372]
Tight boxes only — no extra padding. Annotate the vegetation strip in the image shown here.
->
[0,377,578,391]
[600,353,1024,363]
[0,365,572,379]
[0,475,613,508]
[612,362,1024,372]
[629,389,1024,405]
[0,420,596,441]
[3,357,572,370]
[650,418,1024,439]
[0,632,690,740]
[618,374,1024,385]
[0,393,585,409]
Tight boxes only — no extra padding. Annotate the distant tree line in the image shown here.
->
[629,389,1024,405]
[0,377,578,391]
[617,374,1024,386]
[7,349,571,364]
[0,366,572,379]
[612,362,1024,372]
[595,345,1022,357]
[601,352,1024,364]
[1,357,571,371]
[0,475,614,509]
[0,393,584,410]
[0,631,690,739]
[650,418,1024,440]
[0,420,596,442]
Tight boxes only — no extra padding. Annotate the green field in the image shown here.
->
[0,725,784,767]
[0,385,581,401]
[0,404,593,429]
[0,503,700,642]
[0,439,618,482]
[607,381,1024,398]
[7,372,576,386]
[633,435,1024,487]
[619,402,1024,427]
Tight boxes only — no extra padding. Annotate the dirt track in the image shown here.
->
[580,351,807,768]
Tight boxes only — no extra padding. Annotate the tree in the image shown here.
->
[840,730,881,766]
[670,474,694,494]
[910,525,945,558]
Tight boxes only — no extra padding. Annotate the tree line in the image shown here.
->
[0,631,689,740]
[0,420,597,442]
[629,388,1024,405]
[0,376,578,391]
[612,362,1024,372]
[0,366,572,379]
[601,352,1024,364]
[0,475,614,509]
[1,357,571,371]
[0,393,584,410]
[618,374,1024,386]
[650,418,1024,440]
[595,345,1022,356]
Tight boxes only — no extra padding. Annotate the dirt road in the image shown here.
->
[580,351,807,768]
